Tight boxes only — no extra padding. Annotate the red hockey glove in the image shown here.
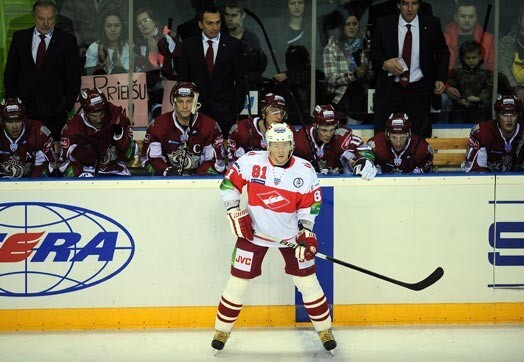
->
[295,228,318,261]
[227,208,254,240]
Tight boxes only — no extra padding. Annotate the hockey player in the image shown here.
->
[142,82,225,175]
[367,113,433,174]
[211,123,336,354]
[0,97,54,178]
[226,93,287,163]
[293,104,377,179]
[59,88,138,177]
[462,94,524,172]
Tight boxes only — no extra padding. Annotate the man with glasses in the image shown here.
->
[293,104,377,179]
[367,113,433,174]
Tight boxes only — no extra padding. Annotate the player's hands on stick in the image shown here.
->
[227,208,254,240]
[295,228,318,261]
[353,158,377,180]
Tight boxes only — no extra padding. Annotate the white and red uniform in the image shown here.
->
[226,117,267,162]
[367,132,434,174]
[0,120,54,178]
[143,111,225,175]
[60,104,138,177]
[221,150,321,250]
[463,120,524,172]
[293,125,374,174]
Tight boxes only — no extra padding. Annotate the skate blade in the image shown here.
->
[213,348,220,356]
[329,350,335,356]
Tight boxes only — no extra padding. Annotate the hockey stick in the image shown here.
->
[244,8,281,74]
[255,232,444,291]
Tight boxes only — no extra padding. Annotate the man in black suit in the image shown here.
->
[4,0,81,140]
[176,3,246,134]
[370,0,449,136]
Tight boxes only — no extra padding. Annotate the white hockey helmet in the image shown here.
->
[266,122,294,146]
[266,123,294,165]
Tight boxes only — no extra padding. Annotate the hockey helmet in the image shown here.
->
[0,98,26,122]
[266,122,294,146]
[80,88,107,113]
[312,104,337,126]
[261,93,287,119]
[494,94,522,115]
[170,82,198,100]
[386,113,411,134]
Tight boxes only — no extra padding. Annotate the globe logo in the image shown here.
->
[0,202,134,297]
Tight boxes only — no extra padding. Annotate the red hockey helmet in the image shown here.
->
[494,94,522,115]
[79,88,107,113]
[0,98,26,121]
[386,113,411,134]
[261,93,286,110]
[170,82,198,101]
[313,104,337,126]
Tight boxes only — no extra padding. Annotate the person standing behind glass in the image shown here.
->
[85,9,129,75]
[323,10,370,124]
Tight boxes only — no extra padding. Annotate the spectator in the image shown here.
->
[142,82,225,176]
[370,0,449,137]
[293,104,377,179]
[211,122,336,354]
[224,0,267,88]
[323,9,370,124]
[227,93,287,163]
[134,7,182,119]
[462,94,524,172]
[0,97,55,178]
[176,3,246,135]
[499,6,524,103]
[4,0,81,141]
[367,113,433,174]
[60,0,128,63]
[445,40,493,123]
[443,0,494,72]
[59,88,138,177]
[85,9,129,75]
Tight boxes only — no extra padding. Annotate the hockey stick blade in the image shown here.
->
[255,232,444,291]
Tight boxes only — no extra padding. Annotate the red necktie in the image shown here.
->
[36,34,46,70]
[400,24,412,87]
[206,40,214,75]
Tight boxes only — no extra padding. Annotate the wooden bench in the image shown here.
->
[127,138,469,175]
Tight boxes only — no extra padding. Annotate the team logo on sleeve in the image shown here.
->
[293,177,304,188]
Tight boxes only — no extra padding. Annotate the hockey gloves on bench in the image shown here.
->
[295,228,318,261]
[227,208,254,240]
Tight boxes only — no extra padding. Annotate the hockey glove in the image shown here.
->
[227,208,254,240]
[353,159,377,181]
[295,228,318,261]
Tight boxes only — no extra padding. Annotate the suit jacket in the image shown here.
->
[370,13,449,91]
[4,27,81,137]
[367,0,433,38]
[176,33,246,131]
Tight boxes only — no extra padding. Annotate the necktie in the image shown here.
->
[400,24,412,87]
[206,40,214,75]
[36,34,46,70]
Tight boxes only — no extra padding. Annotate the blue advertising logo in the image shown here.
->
[0,202,135,297]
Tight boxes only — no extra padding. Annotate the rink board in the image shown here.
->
[0,175,523,330]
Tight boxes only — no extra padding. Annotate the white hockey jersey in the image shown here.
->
[220,151,322,248]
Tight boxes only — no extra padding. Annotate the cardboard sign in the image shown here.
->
[78,73,149,127]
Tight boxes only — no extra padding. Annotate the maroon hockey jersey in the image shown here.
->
[227,117,267,162]
[293,125,373,174]
[463,120,524,172]
[367,132,434,173]
[0,120,54,178]
[59,103,138,176]
[142,111,225,175]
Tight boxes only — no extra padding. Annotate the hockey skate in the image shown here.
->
[318,328,337,354]
[211,330,230,353]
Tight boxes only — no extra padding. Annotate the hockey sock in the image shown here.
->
[293,275,332,332]
[215,275,250,332]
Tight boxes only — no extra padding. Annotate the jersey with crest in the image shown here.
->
[293,125,373,174]
[220,151,321,248]
[463,120,524,172]
[367,133,434,173]
[0,120,54,177]
[142,111,225,175]
[60,103,138,176]
[227,117,267,162]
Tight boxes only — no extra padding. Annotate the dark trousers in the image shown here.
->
[373,78,432,137]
